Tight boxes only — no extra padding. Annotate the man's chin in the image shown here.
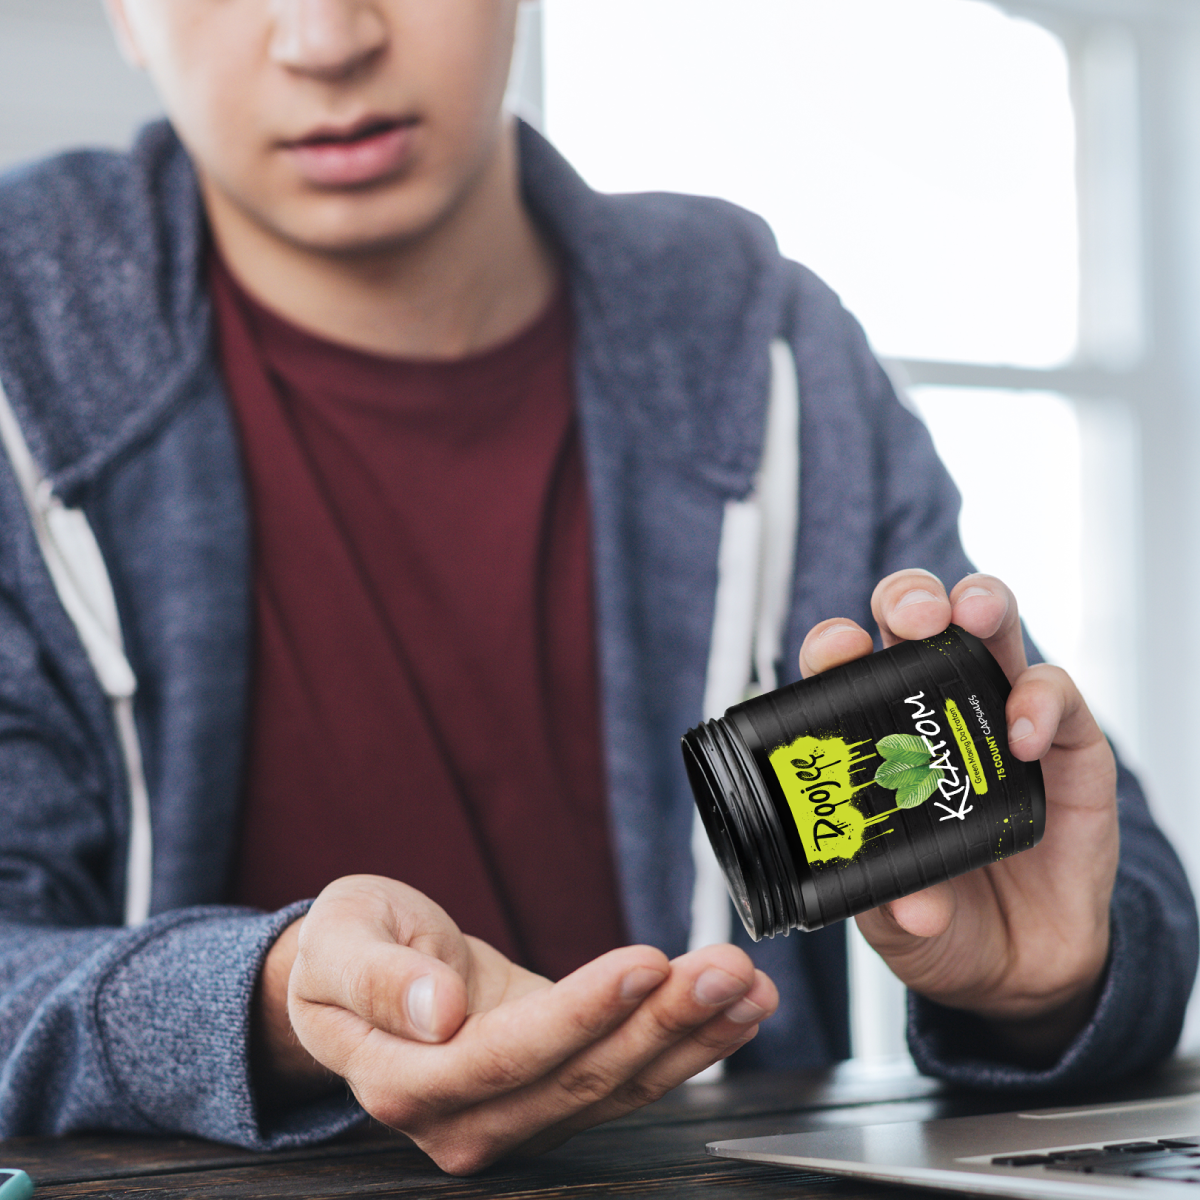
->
[255,190,451,262]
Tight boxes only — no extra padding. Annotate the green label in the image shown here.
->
[768,690,987,867]
[945,699,987,795]
[767,735,892,864]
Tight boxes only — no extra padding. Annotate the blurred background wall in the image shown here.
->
[0,1,158,167]
[2,0,1198,1062]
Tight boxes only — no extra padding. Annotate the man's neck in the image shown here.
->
[200,120,558,360]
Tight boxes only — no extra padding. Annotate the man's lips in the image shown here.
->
[283,119,417,188]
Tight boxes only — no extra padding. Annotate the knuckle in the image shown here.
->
[431,1143,496,1177]
[351,1078,416,1131]
[348,1052,474,1132]
[1023,664,1071,702]
[339,958,378,1024]
[422,1125,509,1177]
[555,1065,614,1107]
[345,1057,431,1131]
[566,1003,616,1045]
[1046,664,1072,688]
[614,1074,669,1110]
[473,1043,530,1094]
[350,1077,388,1122]
[690,1022,746,1054]
[646,1006,699,1044]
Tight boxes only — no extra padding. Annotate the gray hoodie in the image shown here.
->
[0,120,1191,1148]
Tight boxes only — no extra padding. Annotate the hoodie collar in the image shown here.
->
[518,122,786,498]
[0,122,210,503]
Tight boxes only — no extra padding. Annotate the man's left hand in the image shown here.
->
[800,569,1118,1066]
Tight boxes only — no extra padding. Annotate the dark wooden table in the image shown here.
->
[7,1056,1200,1198]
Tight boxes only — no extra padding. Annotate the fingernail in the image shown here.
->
[895,588,941,611]
[818,622,853,640]
[620,966,666,1001]
[960,586,993,600]
[407,974,436,1038]
[725,997,768,1024]
[694,967,749,1007]
[1009,717,1035,743]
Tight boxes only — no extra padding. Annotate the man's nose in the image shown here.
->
[268,0,388,81]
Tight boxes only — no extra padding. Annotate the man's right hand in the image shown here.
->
[257,875,777,1175]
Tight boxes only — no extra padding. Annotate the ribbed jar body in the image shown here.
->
[682,626,1045,939]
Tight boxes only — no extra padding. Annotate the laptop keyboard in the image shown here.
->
[993,1138,1200,1182]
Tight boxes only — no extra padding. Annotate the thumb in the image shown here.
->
[290,875,472,1045]
[884,883,957,939]
[855,880,957,952]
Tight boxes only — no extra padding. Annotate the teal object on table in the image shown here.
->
[0,1169,32,1198]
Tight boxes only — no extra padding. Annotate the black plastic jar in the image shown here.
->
[681,625,1045,940]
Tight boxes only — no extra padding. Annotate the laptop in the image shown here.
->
[709,1091,1200,1197]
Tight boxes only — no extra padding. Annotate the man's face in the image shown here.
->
[107,0,522,255]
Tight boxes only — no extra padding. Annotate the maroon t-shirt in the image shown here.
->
[210,253,628,980]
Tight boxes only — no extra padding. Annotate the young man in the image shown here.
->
[0,0,1191,1176]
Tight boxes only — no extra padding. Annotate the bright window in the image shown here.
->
[543,0,1079,367]
[543,0,1105,1060]
[908,389,1082,667]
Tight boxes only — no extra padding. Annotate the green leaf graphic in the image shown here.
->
[896,771,942,809]
[874,760,936,791]
[878,746,932,769]
[876,733,930,766]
